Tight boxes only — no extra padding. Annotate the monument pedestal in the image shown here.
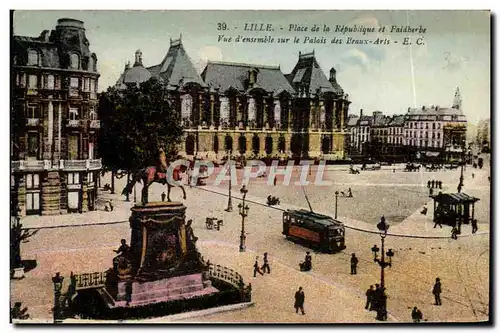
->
[104,202,218,308]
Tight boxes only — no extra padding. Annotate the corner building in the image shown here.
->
[11,18,102,216]
[115,39,351,160]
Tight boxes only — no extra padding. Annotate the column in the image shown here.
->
[340,99,346,130]
[288,100,292,130]
[48,101,53,159]
[209,94,215,127]
[236,96,242,128]
[263,98,269,128]
[337,100,343,130]
[332,100,337,131]
[57,102,62,162]
[309,100,315,130]
[198,93,203,126]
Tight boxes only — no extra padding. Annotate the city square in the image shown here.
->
[10,10,491,324]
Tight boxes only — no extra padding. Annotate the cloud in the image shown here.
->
[193,45,223,72]
[339,48,371,72]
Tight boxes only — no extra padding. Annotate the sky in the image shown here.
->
[12,10,491,124]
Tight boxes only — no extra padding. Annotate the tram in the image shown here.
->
[282,210,346,253]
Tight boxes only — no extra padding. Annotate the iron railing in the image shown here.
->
[73,271,107,291]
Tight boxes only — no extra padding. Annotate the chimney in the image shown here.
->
[248,68,259,86]
[360,109,363,118]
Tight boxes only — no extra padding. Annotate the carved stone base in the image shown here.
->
[108,273,218,308]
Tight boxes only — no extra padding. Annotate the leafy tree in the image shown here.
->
[98,78,184,185]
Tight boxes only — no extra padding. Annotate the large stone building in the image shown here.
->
[346,88,467,162]
[11,18,102,216]
[114,39,351,160]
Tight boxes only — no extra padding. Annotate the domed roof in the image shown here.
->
[122,49,151,85]
[123,65,151,85]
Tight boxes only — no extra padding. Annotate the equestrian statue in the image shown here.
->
[122,148,188,204]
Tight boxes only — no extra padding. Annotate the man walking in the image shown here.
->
[294,287,305,315]
[433,217,443,229]
[371,284,380,312]
[471,219,478,234]
[433,277,442,305]
[261,252,271,274]
[365,285,374,310]
[350,253,359,275]
[411,306,423,322]
[161,192,166,202]
[253,256,264,277]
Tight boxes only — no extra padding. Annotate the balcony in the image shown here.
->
[89,120,100,129]
[11,158,102,173]
[26,118,41,127]
[67,119,82,128]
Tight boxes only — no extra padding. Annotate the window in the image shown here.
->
[84,78,90,92]
[28,75,38,89]
[432,123,436,130]
[88,172,94,183]
[68,135,79,160]
[27,50,39,66]
[25,174,40,213]
[426,123,429,129]
[437,133,441,139]
[89,107,97,120]
[27,104,40,118]
[70,53,80,69]
[27,133,39,158]
[70,77,79,88]
[18,73,26,87]
[55,76,61,89]
[68,172,80,185]
[69,107,79,120]
[89,57,95,72]
[46,75,54,89]
[90,79,96,92]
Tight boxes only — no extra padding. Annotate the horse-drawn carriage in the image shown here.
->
[444,164,459,170]
[361,163,381,171]
[205,217,223,231]
[349,165,360,174]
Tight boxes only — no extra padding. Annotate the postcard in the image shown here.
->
[10,9,490,324]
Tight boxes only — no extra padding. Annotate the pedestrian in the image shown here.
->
[432,277,442,305]
[371,284,380,312]
[125,281,133,306]
[294,287,305,315]
[376,287,388,321]
[439,180,442,189]
[261,252,271,274]
[365,285,374,310]
[300,251,312,271]
[421,203,428,215]
[471,219,478,234]
[350,253,358,275]
[427,180,431,188]
[431,180,435,188]
[411,306,423,323]
[253,256,264,277]
[161,192,166,202]
[433,217,442,229]
[472,173,475,179]
[347,188,353,198]
[451,226,459,240]
[429,187,434,196]
[273,176,277,187]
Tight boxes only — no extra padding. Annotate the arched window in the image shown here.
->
[27,50,39,66]
[89,57,95,72]
[70,53,80,69]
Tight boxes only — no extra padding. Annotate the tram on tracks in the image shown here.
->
[282,188,346,253]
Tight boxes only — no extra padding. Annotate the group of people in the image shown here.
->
[253,252,271,277]
[267,195,280,206]
[427,180,443,189]
[364,284,388,321]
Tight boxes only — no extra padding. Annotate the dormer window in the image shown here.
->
[27,49,40,66]
[70,53,80,69]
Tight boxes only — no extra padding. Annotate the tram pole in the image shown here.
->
[238,185,249,252]
[226,150,233,212]
[334,191,339,219]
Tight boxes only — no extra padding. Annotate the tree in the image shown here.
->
[98,78,184,183]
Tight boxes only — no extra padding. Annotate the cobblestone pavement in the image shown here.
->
[13,159,490,323]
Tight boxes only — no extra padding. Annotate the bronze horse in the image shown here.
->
[122,151,188,203]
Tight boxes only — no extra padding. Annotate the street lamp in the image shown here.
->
[370,216,395,321]
[334,191,339,219]
[458,140,466,193]
[238,185,249,252]
[225,150,233,212]
[52,272,64,324]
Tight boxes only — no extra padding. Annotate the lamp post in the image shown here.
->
[334,191,339,219]
[225,150,233,212]
[371,217,395,321]
[52,272,64,324]
[458,139,466,193]
[238,185,249,252]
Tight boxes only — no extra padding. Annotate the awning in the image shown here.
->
[431,192,480,204]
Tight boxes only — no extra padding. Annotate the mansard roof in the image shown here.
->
[287,51,343,95]
[201,61,295,95]
[153,38,206,89]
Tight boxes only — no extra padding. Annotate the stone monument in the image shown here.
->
[105,201,218,308]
